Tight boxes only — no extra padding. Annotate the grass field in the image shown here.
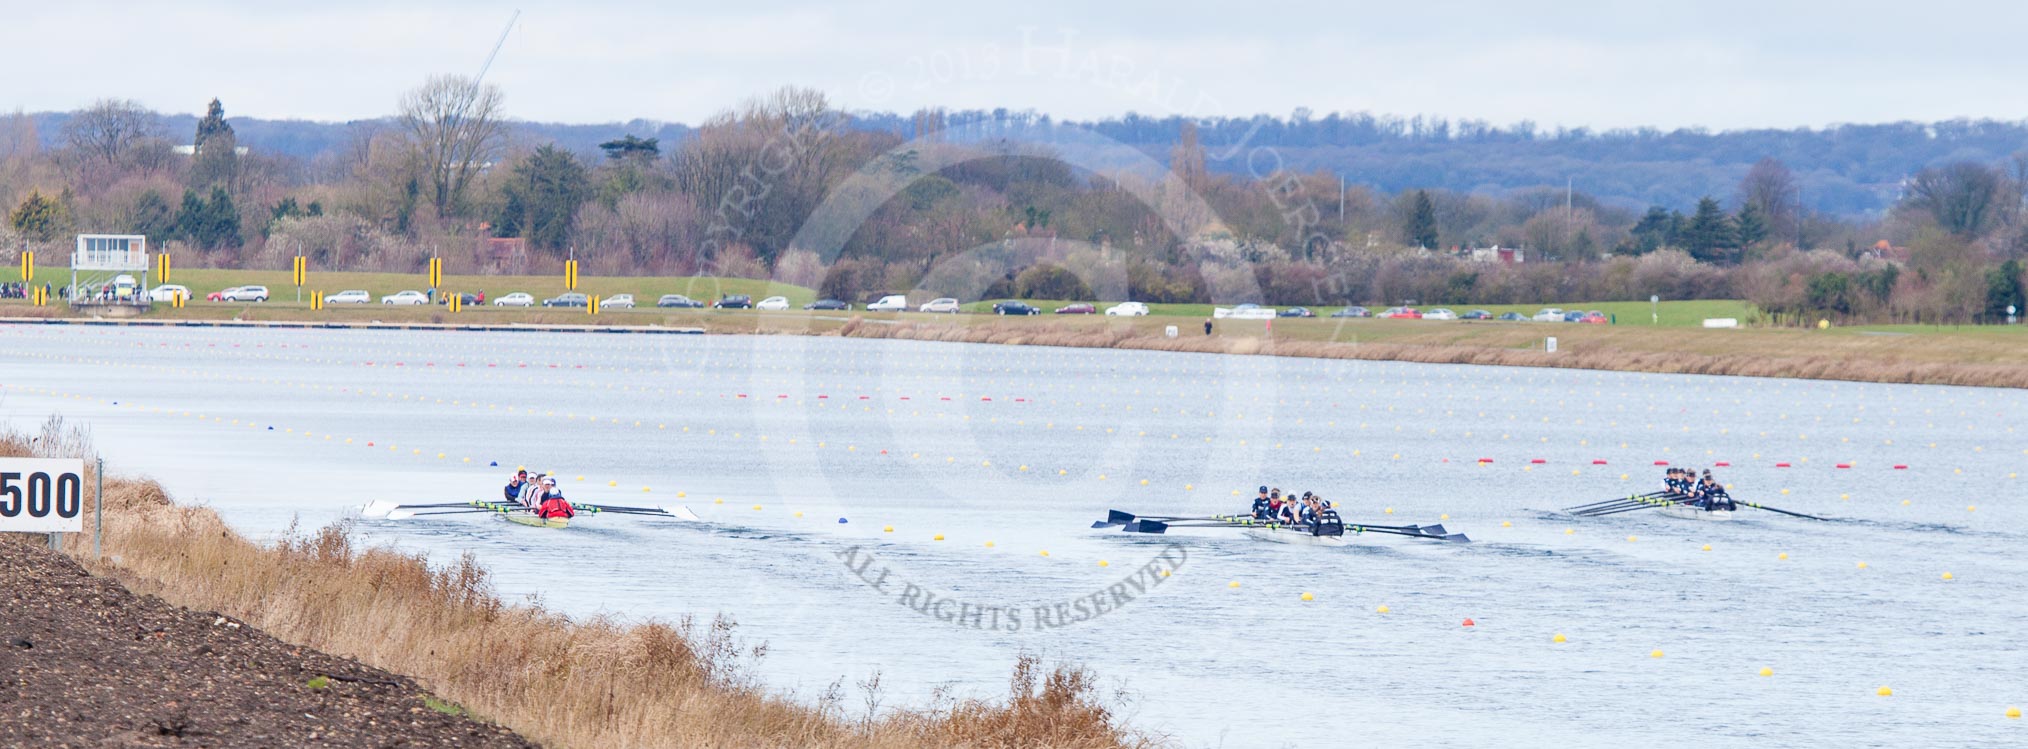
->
[6,267,2025,387]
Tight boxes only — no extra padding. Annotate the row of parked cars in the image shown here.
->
[1320,305,1608,323]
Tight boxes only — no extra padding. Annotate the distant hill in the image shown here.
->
[28,109,2028,216]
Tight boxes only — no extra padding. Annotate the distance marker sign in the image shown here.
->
[0,458,87,533]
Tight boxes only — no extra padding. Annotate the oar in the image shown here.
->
[1093,510,1224,528]
[386,508,505,520]
[1562,492,1670,513]
[1732,500,1831,521]
[363,500,483,518]
[1565,491,1695,513]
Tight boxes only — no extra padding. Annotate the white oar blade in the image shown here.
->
[662,505,702,521]
[385,509,418,520]
[361,500,400,518]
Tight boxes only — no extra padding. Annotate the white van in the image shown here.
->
[866,294,909,312]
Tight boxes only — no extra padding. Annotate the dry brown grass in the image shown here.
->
[831,317,2028,389]
[2,422,1154,749]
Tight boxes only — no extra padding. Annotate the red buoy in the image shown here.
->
[1462,618,1476,627]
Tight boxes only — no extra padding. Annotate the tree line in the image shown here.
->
[3,82,2025,324]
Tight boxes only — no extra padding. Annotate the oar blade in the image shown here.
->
[361,500,399,518]
[663,505,702,522]
[1121,519,1170,534]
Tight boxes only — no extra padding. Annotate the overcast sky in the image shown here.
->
[8,1,2028,130]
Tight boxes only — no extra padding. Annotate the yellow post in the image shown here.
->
[589,294,599,316]
[565,259,578,290]
[292,256,306,288]
[157,253,171,284]
[428,257,443,289]
[20,250,32,282]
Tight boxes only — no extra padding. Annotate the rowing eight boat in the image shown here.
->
[1656,503,1735,522]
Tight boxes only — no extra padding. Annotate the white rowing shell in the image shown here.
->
[1656,504,1735,522]
[1243,527,1350,547]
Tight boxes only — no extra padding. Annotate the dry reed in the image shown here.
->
[1,422,1154,749]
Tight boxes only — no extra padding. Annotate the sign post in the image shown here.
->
[0,458,88,550]
[293,256,306,303]
[20,250,32,282]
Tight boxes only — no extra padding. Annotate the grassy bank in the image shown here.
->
[3,419,1150,749]
[7,266,2026,388]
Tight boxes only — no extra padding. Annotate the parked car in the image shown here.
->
[1382,306,1422,319]
[1581,310,1609,324]
[919,297,961,313]
[757,296,790,310]
[149,284,191,303]
[544,292,589,308]
[1329,306,1371,318]
[656,294,703,308]
[804,299,851,310]
[1278,307,1314,318]
[992,300,1040,315]
[217,285,268,302]
[383,290,430,305]
[712,294,752,309]
[602,294,636,309]
[1461,309,1493,320]
[325,289,372,304]
[1497,312,1529,321]
[495,292,535,307]
[1423,308,1458,320]
[435,292,479,306]
[206,287,237,302]
[1532,308,1566,322]
[1562,310,1587,322]
[1055,303,1096,314]
[1105,301,1150,316]
[866,294,909,312]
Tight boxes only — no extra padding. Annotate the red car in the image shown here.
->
[1382,306,1423,319]
[1581,310,1609,324]
[1055,303,1096,314]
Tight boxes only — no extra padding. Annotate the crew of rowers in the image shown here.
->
[503,469,576,520]
[1664,467,1737,511]
[1247,486,1342,530]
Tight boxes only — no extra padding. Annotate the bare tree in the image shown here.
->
[1905,161,2003,239]
[60,99,168,189]
[398,74,505,218]
[1737,157,1798,243]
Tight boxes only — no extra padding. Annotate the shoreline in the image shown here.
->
[9,307,2027,389]
[1,423,1150,749]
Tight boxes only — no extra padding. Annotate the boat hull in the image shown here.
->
[1656,504,1734,522]
[1243,527,1349,546]
[502,513,569,529]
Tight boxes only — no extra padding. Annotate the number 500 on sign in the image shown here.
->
[0,458,87,533]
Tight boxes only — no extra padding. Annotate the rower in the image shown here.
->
[517,473,547,509]
[1250,486,1273,521]
[536,477,575,520]
[1312,496,1344,535]
[1278,491,1301,525]
[504,470,530,503]
[1264,488,1285,524]
[1704,474,1737,511]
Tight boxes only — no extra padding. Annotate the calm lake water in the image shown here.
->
[4,323,2023,748]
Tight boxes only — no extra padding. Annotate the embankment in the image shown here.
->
[1,421,1152,749]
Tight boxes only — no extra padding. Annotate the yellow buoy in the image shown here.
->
[1039,550,1049,557]
[1876,686,1892,697]
[608,480,617,486]
[1857,562,1868,569]
[1759,667,1773,677]
[793,511,804,518]
[1941,572,1954,580]
[1501,521,1513,528]
[1229,581,1241,588]
[752,504,762,510]
[1440,514,1450,520]
[984,541,995,548]
[1300,592,1314,601]
[1375,605,1390,613]
[1650,650,1664,659]
[1097,559,1108,567]
[1552,633,1567,643]
[1627,535,1638,542]
[1778,552,1790,560]
[1701,544,1712,551]
[1564,528,1575,535]
[2007,706,2021,719]
[1384,507,1394,515]
[882,525,894,532]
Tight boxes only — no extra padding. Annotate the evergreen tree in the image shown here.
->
[1406,190,1438,249]
[131,189,175,240]
[190,98,239,191]
[1627,206,1677,254]
[8,190,66,242]
[203,186,241,248]
[598,135,659,162]
[174,189,205,243]
[1734,201,1769,249]
[495,145,590,253]
[1987,259,2025,320]
[1683,196,1737,264]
